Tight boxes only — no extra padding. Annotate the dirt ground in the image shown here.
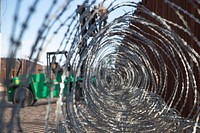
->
[0,93,61,133]
[0,85,87,133]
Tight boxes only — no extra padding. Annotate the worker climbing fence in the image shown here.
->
[0,0,199,132]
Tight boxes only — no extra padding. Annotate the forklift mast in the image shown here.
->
[16,59,22,76]
[46,51,68,71]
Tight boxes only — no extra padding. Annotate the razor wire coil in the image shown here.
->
[2,0,200,132]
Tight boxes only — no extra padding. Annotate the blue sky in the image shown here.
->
[1,0,140,65]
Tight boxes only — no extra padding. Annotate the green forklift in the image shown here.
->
[6,51,83,107]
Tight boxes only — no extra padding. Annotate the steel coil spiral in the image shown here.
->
[5,0,200,132]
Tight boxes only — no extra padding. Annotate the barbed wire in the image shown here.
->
[2,0,200,132]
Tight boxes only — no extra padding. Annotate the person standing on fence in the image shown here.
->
[77,4,87,37]
[88,5,98,37]
[76,4,88,77]
[98,4,108,30]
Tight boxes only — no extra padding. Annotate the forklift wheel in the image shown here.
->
[13,87,35,107]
